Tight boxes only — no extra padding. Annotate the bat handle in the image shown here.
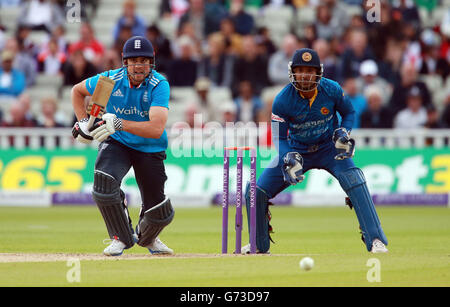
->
[87,116,96,129]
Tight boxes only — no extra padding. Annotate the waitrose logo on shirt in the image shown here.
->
[112,106,148,118]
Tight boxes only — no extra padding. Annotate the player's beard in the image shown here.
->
[128,71,149,85]
[124,62,152,86]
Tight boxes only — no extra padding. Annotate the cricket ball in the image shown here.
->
[299,257,314,271]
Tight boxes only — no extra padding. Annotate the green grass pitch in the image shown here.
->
[0,205,449,287]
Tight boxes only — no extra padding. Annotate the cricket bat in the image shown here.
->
[87,76,116,129]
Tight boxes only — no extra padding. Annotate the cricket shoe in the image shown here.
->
[371,239,388,253]
[103,237,127,256]
[146,237,174,255]
[241,243,270,255]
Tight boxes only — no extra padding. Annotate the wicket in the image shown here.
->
[222,146,257,254]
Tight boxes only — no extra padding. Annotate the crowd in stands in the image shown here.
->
[0,0,449,135]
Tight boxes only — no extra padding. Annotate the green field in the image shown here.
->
[0,205,449,287]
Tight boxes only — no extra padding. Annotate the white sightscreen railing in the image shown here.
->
[0,127,448,150]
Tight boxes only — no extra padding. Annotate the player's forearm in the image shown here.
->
[272,121,291,157]
[121,120,165,139]
[72,82,89,121]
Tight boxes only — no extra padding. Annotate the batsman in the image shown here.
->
[242,48,388,254]
[71,36,175,256]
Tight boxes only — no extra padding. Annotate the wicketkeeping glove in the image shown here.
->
[332,127,355,160]
[72,118,94,144]
[89,113,123,143]
[281,152,304,185]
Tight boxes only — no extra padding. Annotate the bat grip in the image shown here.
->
[87,116,96,129]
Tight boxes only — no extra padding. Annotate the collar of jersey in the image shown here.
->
[299,88,318,108]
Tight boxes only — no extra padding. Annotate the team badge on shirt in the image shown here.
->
[320,107,330,115]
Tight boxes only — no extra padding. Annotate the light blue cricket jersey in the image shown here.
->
[85,67,170,153]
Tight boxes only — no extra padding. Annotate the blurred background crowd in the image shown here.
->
[0,0,449,135]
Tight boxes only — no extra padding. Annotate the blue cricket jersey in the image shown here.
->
[271,77,355,156]
[85,67,170,153]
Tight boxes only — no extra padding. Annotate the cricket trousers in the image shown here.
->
[94,137,168,212]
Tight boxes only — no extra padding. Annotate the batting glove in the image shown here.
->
[332,128,355,160]
[72,118,94,144]
[89,113,123,143]
[281,152,304,185]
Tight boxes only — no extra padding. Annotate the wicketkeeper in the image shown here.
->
[71,36,175,256]
[242,48,388,254]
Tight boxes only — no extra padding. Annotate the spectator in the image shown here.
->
[419,29,449,81]
[232,35,270,97]
[160,0,189,21]
[315,3,343,41]
[167,35,198,86]
[360,85,394,129]
[40,25,68,54]
[15,24,38,57]
[102,48,122,71]
[234,80,263,123]
[182,103,200,128]
[37,38,67,74]
[220,100,237,125]
[113,24,133,56]
[401,21,422,69]
[38,96,65,127]
[0,50,26,97]
[63,49,98,86]
[217,17,243,56]
[424,105,442,129]
[0,100,36,127]
[198,33,234,87]
[313,38,337,81]
[0,19,5,51]
[342,77,367,129]
[3,37,37,87]
[323,0,350,31]
[18,0,64,33]
[391,0,421,29]
[176,21,202,57]
[389,62,432,115]
[440,89,450,128]
[146,24,173,75]
[356,59,392,105]
[189,77,218,122]
[255,27,277,56]
[17,93,38,125]
[440,10,450,62]
[228,0,254,36]
[178,0,226,42]
[393,86,427,129]
[268,34,299,85]
[0,99,37,147]
[113,0,147,42]
[339,28,376,81]
[68,22,105,68]
[302,24,317,49]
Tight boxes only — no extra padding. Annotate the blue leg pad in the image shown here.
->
[245,183,271,253]
[337,167,388,251]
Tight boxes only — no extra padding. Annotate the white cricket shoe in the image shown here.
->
[103,238,126,256]
[241,243,270,254]
[146,237,174,255]
[371,239,388,253]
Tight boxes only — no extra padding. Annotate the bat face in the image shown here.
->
[88,76,116,119]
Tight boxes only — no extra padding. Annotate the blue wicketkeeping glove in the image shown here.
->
[281,152,304,185]
[332,128,355,160]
